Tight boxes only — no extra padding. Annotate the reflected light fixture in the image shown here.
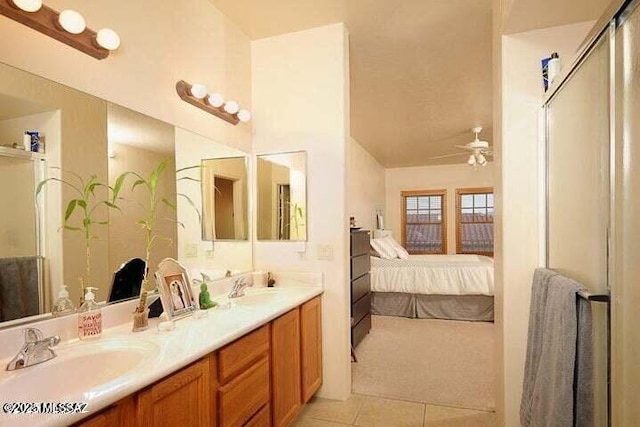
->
[176,80,251,126]
[476,153,487,166]
[0,0,120,59]
[467,154,476,166]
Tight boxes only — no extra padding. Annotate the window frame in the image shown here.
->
[455,187,494,256]
[400,189,447,255]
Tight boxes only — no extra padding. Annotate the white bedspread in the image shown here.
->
[371,254,494,296]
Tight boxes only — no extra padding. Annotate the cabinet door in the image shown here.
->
[137,357,211,427]
[272,308,301,427]
[301,296,322,403]
[76,396,135,427]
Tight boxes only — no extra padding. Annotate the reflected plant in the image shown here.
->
[36,170,122,297]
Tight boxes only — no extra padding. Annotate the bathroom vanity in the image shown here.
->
[0,286,323,427]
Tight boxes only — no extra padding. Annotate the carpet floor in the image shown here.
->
[351,315,496,411]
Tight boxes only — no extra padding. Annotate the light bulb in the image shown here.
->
[223,101,239,115]
[96,28,120,51]
[237,109,251,122]
[189,84,208,99]
[58,10,86,34]
[467,154,476,166]
[477,154,487,165]
[207,93,224,108]
[11,0,42,12]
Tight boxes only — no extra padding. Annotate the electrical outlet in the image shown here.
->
[205,249,215,259]
[317,244,333,261]
[185,243,198,258]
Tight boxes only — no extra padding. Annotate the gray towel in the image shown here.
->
[0,256,41,322]
[520,268,594,427]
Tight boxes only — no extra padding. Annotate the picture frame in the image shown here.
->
[154,258,197,320]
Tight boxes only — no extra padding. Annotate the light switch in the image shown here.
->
[205,249,215,259]
[317,244,333,261]
[185,243,198,258]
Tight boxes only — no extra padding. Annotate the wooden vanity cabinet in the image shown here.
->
[76,396,136,427]
[300,296,323,403]
[271,308,302,427]
[136,356,212,427]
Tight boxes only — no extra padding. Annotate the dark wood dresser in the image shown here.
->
[350,229,371,348]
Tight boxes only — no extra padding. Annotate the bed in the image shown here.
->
[370,254,494,322]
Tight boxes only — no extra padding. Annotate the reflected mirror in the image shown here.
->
[201,157,248,241]
[257,152,307,241]
[0,61,252,329]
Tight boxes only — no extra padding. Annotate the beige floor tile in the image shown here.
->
[424,405,496,427]
[291,417,351,427]
[354,396,425,427]
[297,394,367,425]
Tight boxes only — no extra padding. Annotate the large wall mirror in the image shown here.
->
[257,151,307,241]
[0,62,252,329]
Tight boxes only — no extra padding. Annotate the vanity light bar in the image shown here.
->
[176,80,251,126]
[0,0,117,60]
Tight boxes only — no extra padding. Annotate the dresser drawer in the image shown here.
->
[219,324,269,384]
[351,254,370,280]
[219,356,270,427]
[350,231,370,257]
[351,273,370,303]
[244,404,270,427]
[352,314,371,348]
[351,292,371,326]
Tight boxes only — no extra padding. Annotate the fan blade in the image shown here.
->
[428,153,469,160]
[453,145,472,150]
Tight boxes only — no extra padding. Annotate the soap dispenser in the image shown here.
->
[52,285,75,317]
[78,287,102,340]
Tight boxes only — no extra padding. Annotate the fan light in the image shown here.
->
[477,154,487,166]
[467,154,476,166]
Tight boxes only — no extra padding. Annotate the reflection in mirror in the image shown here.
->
[257,151,307,241]
[201,157,248,241]
[175,128,252,278]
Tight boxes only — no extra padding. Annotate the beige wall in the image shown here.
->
[347,138,385,231]
[385,163,494,253]
[252,23,351,400]
[499,21,594,426]
[0,158,36,258]
[107,144,177,277]
[0,0,252,153]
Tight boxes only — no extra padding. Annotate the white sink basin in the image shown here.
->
[231,288,286,307]
[0,339,158,401]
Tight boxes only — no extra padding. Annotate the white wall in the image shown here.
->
[347,138,385,231]
[499,21,594,426]
[0,0,252,153]
[385,163,494,253]
[252,23,351,400]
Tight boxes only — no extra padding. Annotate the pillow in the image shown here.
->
[383,236,410,260]
[370,238,397,260]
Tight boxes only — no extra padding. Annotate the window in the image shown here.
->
[401,190,447,254]
[456,188,494,255]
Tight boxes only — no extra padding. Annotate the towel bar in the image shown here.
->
[577,290,610,303]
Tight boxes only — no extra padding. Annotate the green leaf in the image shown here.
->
[149,160,168,191]
[162,198,176,210]
[83,218,91,228]
[64,199,78,221]
[96,220,109,225]
[105,201,121,212]
[176,164,201,174]
[76,199,87,209]
[178,193,201,224]
[132,179,147,191]
[112,172,130,201]
[63,225,81,231]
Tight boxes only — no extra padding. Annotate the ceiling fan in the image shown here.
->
[429,127,493,166]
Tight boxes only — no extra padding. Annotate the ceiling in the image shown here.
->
[210,0,493,167]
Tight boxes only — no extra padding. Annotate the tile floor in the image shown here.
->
[292,394,496,427]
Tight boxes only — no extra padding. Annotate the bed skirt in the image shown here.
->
[371,292,494,322]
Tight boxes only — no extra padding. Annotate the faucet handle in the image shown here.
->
[24,328,44,343]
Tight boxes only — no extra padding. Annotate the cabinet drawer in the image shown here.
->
[352,313,371,348]
[245,404,270,427]
[219,356,270,427]
[351,273,370,303]
[219,324,269,384]
[351,292,371,326]
[350,254,370,280]
[350,231,370,257]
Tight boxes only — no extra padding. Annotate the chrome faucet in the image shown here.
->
[6,328,61,371]
[228,277,252,299]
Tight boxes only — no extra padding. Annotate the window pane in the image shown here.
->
[417,197,429,209]
[460,223,494,253]
[473,194,486,207]
[462,194,474,208]
[487,194,494,207]
[405,224,442,253]
[429,197,441,209]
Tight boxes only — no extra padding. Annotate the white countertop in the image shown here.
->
[0,285,323,427]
